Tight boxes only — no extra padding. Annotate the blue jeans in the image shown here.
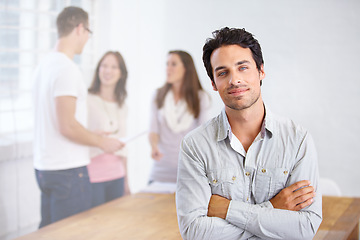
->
[91,177,124,208]
[35,166,92,228]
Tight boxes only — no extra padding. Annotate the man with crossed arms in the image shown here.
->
[176,27,322,239]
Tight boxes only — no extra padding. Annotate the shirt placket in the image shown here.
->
[243,151,256,203]
[244,135,263,203]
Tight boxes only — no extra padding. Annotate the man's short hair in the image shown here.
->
[202,27,264,84]
[56,6,88,38]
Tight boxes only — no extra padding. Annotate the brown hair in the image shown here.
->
[156,50,204,118]
[56,6,89,38]
[88,51,128,106]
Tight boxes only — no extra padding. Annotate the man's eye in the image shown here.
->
[218,72,226,77]
[239,66,247,71]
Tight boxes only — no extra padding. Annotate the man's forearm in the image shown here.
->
[207,187,321,240]
[207,194,230,219]
[58,117,102,147]
[56,95,102,147]
[225,199,322,240]
[179,213,255,240]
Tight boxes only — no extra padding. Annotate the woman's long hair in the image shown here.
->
[156,50,203,118]
[88,51,128,106]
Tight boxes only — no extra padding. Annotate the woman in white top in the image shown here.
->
[149,50,211,183]
[87,51,129,207]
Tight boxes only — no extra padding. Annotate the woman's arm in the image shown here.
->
[149,132,163,161]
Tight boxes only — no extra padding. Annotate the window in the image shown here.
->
[0,0,96,161]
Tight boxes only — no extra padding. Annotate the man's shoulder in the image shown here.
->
[37,52,79,73]
[269,112,309,140]
[183,114,220,142]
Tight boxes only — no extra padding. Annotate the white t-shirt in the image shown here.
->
[33,52,89,170]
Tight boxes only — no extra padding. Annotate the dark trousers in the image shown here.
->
[91,177,125,208]
[35,166,92,228]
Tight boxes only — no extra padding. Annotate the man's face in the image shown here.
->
[210,44,265,111]
[76,22,90,54]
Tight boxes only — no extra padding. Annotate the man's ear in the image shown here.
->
[212,81,218,91]
[74,23,83,35]
[259,64,265,82]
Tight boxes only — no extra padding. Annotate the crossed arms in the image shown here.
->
[176,135,322,240]
[208,180,315,219]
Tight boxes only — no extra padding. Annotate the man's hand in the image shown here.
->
[207,194,230,219]
[99,137,125,153]
[270,180,315,211]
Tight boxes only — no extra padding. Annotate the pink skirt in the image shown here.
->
[87,153,125,183]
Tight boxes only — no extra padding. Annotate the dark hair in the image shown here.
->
[88,51,128,107]
[202,27,264,85]
[56,6,89,38]
[156,50,204,118]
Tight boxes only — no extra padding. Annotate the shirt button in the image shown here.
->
[247,197,249,201]
[79,173,83,178]
[213,179,217,184]
[232,176,236,181]
[245,172,250,176]
[284,170,288,175]
[261,169,266,173]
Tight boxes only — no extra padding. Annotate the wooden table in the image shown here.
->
[315,196,360,240]
[16,193,181,240]
[15,194,360,240]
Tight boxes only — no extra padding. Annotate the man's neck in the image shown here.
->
[54,38,76,60]
[226,98,265,152]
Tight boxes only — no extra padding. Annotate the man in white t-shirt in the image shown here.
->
[33,6,124,228]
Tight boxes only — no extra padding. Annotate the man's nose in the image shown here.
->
[229,72,241,85]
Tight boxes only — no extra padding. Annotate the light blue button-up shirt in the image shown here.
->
[176,107,322,240]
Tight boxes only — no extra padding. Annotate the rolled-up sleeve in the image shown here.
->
[176,138,254,240]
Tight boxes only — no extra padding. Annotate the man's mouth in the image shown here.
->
[228,87,249,95]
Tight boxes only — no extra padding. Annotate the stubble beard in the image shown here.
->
[224,90,261,111]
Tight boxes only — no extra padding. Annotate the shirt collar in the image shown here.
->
[263,106,274,138]
[217,108,230,142]
[216,104,274,142]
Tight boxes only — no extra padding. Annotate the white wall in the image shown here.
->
[97,0,360,196]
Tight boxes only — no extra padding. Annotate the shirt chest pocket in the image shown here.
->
[253,167,289,203]
[207,169,241,200]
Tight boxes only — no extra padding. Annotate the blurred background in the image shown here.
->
[1,0,359,239]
